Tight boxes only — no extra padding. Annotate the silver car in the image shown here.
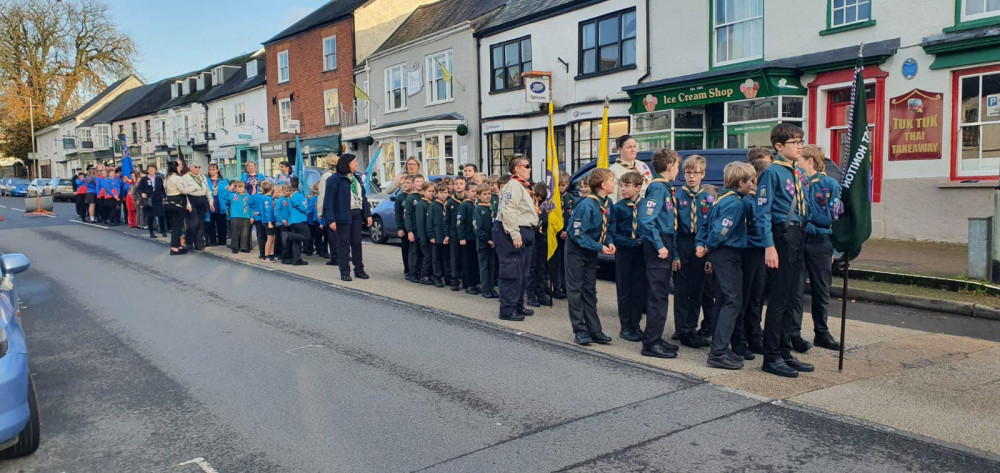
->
[47,179,76,201]
[26,179,49,197]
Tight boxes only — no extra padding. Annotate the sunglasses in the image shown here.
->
[520,164,531,170]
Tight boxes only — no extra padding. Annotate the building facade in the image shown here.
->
[55,75,143,175]
[204,54,269,179]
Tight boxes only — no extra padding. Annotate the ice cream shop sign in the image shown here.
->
[627,71,805,114]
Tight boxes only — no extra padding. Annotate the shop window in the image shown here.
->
[963,0,1000,22]
[490,36,531,92]
[571,118,629,171]
[234,103,246,125]
[424,132,456,177]
[831,0,871,27]
[725,96,804,148]
[145,120,151,142]
[385,64,407,112]
[546,126,567,172]
[956,68,1000,176]
[632,109,705,152]
[216,108,225,128]
[713,0,763,66]
[487,131,531,176]
[426,50,453,104]
[380,141,397,187]
[579,8,637,77]
[826,84,876,164]
[278,51,289,83]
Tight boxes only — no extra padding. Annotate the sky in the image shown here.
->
[105,0,330,82]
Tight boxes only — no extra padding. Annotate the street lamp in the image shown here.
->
[16,95,39,179]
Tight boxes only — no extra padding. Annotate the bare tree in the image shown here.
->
[0,0,137,164]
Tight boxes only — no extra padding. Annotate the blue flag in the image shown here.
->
[294,135,306,194]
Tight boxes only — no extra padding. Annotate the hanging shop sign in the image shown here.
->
[629,70,805,114]
[888,89,943,161]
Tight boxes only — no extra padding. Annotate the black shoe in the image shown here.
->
[526,295,540,307]
[465,286,480,295]
[670,331,681,340]
[318,253,331,259]
[748,339,765,355]
[161,233,168,237]
[292,260,308,266]
[481,291,498,299]
[707,353,744,370]
[149,234,157,239]
[732,345,756,361]
[551,291,567,300]
[240,249,251,253]
[420,277,435,286]
[590,332,612,344]
[697,327,712,338]
[281,260,293,265]
[434,279,445,288]
[354,271,369,279]
[326,260,339,266]
[784,356,815,372]
[791,336,813,354]
[680,333,711,349]
[574,332,593,345]
[619,328,643,342]
[500,314,525,322]
[659,339,680,352]
[814,333,841,351]
[450,283,461,292]
[170,250,185,256]
[641,343,678,359]
[404,273,411,281]
[516,308,534,316]
[539,295,553,307]
[762,359,800,378]
[341,274,352,281]
[232,249,239,254]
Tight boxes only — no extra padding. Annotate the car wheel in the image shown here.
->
[0,373,40,459]
[370,217,388,244]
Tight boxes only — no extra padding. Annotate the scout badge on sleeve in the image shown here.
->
[721,218,733,236]
[784,178,795,196]
[646,200,656,215]
[573,220,582,236]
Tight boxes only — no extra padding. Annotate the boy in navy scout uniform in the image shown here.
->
[228,181,252,254]
[566,168,616,345]
[697,162,756,370]
[430,182,451,288]
[732,159,770,357]
[528,182,552,307]
[795,145,842,351]
[457,184,481,294]
[472,183,498,298]
[414,181,435,285]
[550,171,572,300]
[637,148,682,359]
[756,123,815,378]
[447,177,468,290]
[673,155,713,349]
[396,175,413,279]
[406,175,427,283]
[611,171,648,342]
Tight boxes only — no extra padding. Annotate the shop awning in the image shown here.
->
[923,26,1000,70]
[290,135,341,157]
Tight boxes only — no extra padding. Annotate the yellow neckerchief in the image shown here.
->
[682,185,702,232]
[773,156,807,217]
[714,189,737,206]
[649,177,679,231]
[623,198,638,239]
[450,193,463,205]
[587,194,609,244]
[809,171,826,185]
[421,197,432,203]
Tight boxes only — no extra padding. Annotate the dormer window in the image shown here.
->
[182,80,190,95]
[212,66,225,86]
[197,75,206,91]
[173,81,183,98]
[247,60,258,78]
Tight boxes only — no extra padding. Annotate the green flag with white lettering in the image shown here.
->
[833,49,872,255]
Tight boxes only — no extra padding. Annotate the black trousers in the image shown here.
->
[566,239,601,336]
[99,198,114,222]
[709,247,744,358]
[336,210,364,276]
[209,213,227,246]
[419,241,432,279]
[326,227,340,265]
[166,207,185,248]
[280,227,292,261]
[549,237,566,294]
[794,235,834,337]
[255,221,267,257]
[461,243,479,288]
[673,233,706,336]
[478,246,496,292]
[185,196,208,249]
[432,242,448,280]
[528,230,548,299]
[287,222,311,262]
[449,238,461,284]
[75,194,87,219]
[763,224,805,362]
[733,247,765,348]
[310,224,327,256]
[615,245,647,333]
[145,204,166,236]
[494,225,533,317]
[230,218,252,252]
[400,234,411,275]
[643,237,675,349]
[700,272,717,333]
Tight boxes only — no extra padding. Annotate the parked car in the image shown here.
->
[47,179,76,201]
[369,175,446,244]
[0,253,40,459]
[6,180,29,198]
[26,179,49,197]
[0,178,13,196]
[567,149,749,262]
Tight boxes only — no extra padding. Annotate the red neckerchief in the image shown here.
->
[512,174,534,200]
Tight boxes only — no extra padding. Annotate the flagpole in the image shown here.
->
[839,260,849,372]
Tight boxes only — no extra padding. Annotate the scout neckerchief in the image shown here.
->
[450,193,464,205]
[773,157,807,218]
[241,194,248,215]
[649,176,679,231]
[714,189,737,206]
[615,158,649,182]
[210,177,220,196]
[682,185,701,233]
[587,194,609,244]
[623,198,638,239]
[511,174,534,200]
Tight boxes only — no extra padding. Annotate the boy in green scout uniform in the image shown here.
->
[566,168,617,346]
[414,181,434,285]
[472,183,497,298]
[406,175,426,283]
[457,184,481,294]
[396,175,413,279]
[430,182,450,288]
[447,177,468,290]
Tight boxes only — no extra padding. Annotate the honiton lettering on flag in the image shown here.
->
[832,48,872,256]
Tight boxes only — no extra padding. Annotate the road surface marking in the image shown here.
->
[70,220,107,229]
[9,207,23,211]
[285,344,325,356]
[176,457,219,473]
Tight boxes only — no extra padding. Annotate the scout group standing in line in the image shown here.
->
[394,122,843,378]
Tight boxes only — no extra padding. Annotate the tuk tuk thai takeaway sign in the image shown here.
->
[889,89,942,161]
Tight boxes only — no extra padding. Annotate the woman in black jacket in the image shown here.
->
[137,163,167,238]
[323,154,372,281]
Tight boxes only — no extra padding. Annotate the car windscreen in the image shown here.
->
[12,179,29,185]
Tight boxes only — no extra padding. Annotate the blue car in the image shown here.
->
[0,253,39,459]
[6,179,29,198]
[370,175,445,244]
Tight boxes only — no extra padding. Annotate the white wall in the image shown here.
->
[206,86,269,151]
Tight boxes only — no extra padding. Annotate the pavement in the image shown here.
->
[1,198,1000,471]
[852,238,970,279]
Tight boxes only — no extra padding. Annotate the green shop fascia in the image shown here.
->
[624,68,806,151]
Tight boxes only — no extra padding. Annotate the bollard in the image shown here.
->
[969,216,992,281]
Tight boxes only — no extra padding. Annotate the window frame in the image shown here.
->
[234,102,246,125]
[323,35,337,72]
[144,120,151,142]
[278,50,289,83]
[94,125,111,149]
[384,63,408,113]
[324,89,340,126]
[722,95,805,149]
[711,0,764,67]
[822,0,876,35]
[489,36,532,93]
[570,118,630,171]
[952,65,1000,179]
[278,98,292,133]
[216,107,225,128]
[247,60,258,78]
[486,130,532,177]
[426,50,454,105]
[577,8,638,78]
[961,0,1000,22]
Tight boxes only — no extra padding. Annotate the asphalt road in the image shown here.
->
[1,197,999,472]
